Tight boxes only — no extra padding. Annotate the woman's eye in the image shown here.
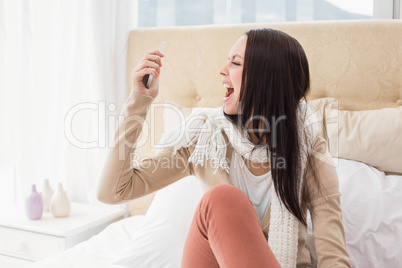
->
[232,62,240,66]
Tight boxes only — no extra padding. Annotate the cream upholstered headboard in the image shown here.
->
[126,20,402,215]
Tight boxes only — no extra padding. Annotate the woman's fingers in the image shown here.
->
[134,67,158,82]
[138,51,164,67]
[134,60,161,74]
[146,49,164,59]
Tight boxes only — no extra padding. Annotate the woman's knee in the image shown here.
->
[200,184,252,212]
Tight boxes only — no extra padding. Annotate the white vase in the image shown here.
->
[50,183,71,217]
[42,179,54,212]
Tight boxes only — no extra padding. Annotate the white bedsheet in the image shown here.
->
[336,159,402,268]
[29,158,402,268]
[28,215,145,268]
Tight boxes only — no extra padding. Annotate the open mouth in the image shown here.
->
[225,88,234,97]
[223,84,234,102]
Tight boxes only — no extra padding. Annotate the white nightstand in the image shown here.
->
[0,202,126,267]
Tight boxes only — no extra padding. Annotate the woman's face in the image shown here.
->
[219,35,247,115]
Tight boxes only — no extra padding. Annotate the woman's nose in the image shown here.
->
[219,63,228,76]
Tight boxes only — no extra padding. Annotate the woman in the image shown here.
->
[98,28,351,268]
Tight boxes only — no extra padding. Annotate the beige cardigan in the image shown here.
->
[98,90,351,268]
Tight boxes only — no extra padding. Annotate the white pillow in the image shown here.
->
[113,176,204,267]
[335,158,402,268]
[328,107,402,174]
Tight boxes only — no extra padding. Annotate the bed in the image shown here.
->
[29,20,402,267]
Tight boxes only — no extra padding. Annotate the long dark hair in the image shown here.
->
[224,28,316,226]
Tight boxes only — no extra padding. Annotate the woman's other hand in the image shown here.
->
[130,50,164,98]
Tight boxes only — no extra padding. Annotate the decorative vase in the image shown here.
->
[42,178,54,212]
[25,184,43,220]
[50,183,71,217]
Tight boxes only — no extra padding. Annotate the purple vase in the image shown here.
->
[25,184,44,220]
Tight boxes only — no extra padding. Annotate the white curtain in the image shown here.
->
[0,0,137,207]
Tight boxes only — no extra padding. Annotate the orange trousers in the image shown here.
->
[181,184,280,268]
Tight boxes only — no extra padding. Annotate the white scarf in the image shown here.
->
[154,101,318,268]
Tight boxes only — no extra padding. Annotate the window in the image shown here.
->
[138,0,376,28]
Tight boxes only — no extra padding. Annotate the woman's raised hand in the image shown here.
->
[130,50,164,98]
